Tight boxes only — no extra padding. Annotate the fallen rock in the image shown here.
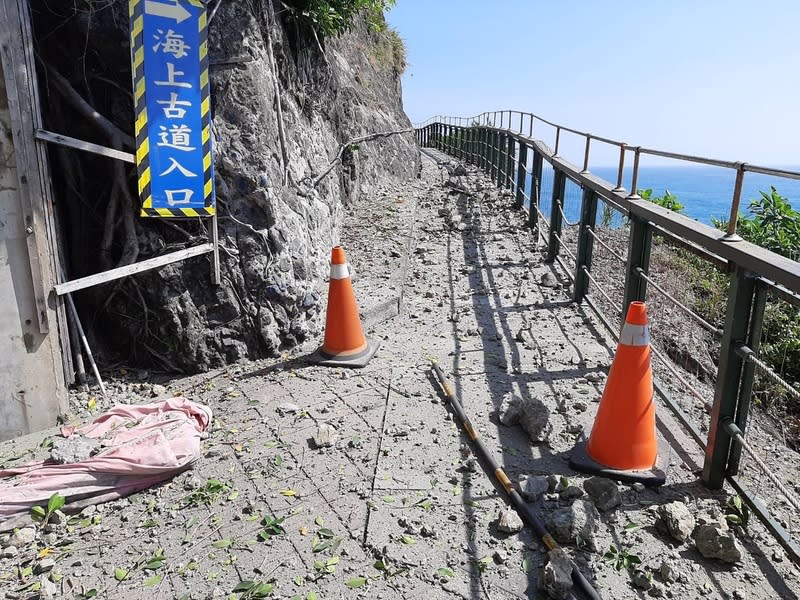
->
[277,402,301,415]
[50,435,100,464]
[518,397,552,442]
[559,486,584,501]
[659,559,679,583]
[519,475,550,501]
[583,477,621,512]
[150,384,167,397]
[39,575,58,600]
[497,509,524,534]
[541,547,573,599]
[34,558,56,574]
[540,272,558,288]
[631,568,652,590]
[498,394,521,426]
[1,546,18,558]
[10,527,36,547]
[313,423,338,448]
[658,501,695,542]
[544,500,600,551]
[693,524,742,563]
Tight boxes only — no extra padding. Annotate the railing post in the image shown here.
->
[546,168,566,263]
[483,129,489,175]
[728,280,767,474]
[621,216,652,320]
[703,267,757,489]
[528,150,543,232]
[496,131,506,187]
[490,130,499,182]
[573,188,598,302]
[515,142,528,209]
[506,135,515,191]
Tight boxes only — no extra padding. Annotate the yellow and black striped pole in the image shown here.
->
[430,360,602,600]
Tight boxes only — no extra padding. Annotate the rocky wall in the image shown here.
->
[33,0,419,372]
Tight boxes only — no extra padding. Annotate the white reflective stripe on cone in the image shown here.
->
[619,323,650,346]
[330,263,350,280]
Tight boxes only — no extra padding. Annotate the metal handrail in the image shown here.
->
[416,115,800,566]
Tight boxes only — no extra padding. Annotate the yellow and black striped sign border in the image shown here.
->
[130,0,216,218]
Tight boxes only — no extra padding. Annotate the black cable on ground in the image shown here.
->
[430,360,602,600]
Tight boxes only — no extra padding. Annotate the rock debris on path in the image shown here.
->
[0,156,798,599]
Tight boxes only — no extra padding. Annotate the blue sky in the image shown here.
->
[386,1,800,167]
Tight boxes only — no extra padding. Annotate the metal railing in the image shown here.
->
[416,113,800,563]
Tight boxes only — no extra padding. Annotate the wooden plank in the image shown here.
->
[55,244,214,296]
[35,129,135,163]
[0,1,50,333]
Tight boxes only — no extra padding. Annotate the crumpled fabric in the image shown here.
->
[0,397,212,531]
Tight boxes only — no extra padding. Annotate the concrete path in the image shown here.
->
[0,157,798,600]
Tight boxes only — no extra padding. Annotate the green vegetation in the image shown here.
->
[283,0,396,39]
[603,544,642,571]
[714,186,800,260]
[372,26,407,75]
[639,188,685,213]
[711,187,800,414]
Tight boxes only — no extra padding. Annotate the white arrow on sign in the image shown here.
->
[144,0,191,24]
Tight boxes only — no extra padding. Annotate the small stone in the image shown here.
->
[492,549,508,564]
[150,384,167,397]
[632,568,652,590]
[39,576,58,600]
[48,510,67,525]
[515,327,532,345]
[649,582,665,597]
[50,435,100,464]
[517,397,552,442]
[80,505,97,517]
[632,482,646,493]
[658,501,696,542]
[693,524,742,563]
[541,547,573,599]
[35,558,56,574]
[313,423,337,448]
[540,272,557,288]
[544,501,600,551]
[497,509,524,534]
[10,527,36,547]
[277,402,301,415]
[583,477,621,512]
[519,475,550,501]
[659,560,678,583]
[559,486,584,501]
[498,394,521,426]
[584,372,605,383]
[1,546,18,558]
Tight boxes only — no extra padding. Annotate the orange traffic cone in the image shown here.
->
[569,301,667,486]
[311,246,379,368]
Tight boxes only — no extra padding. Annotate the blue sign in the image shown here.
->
[130,0,215,217]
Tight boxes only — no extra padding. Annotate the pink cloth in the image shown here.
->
[0,398,212,529]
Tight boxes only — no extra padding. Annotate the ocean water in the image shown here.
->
[528,165,800,226]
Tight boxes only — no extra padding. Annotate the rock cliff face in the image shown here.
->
[32,1,419,372]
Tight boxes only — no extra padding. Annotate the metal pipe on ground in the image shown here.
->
[430,361,602,600]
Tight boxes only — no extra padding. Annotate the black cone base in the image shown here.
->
[569,436,668,487]
[309,339,380,369]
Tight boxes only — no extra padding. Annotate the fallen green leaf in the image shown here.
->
[346,576,367,588]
